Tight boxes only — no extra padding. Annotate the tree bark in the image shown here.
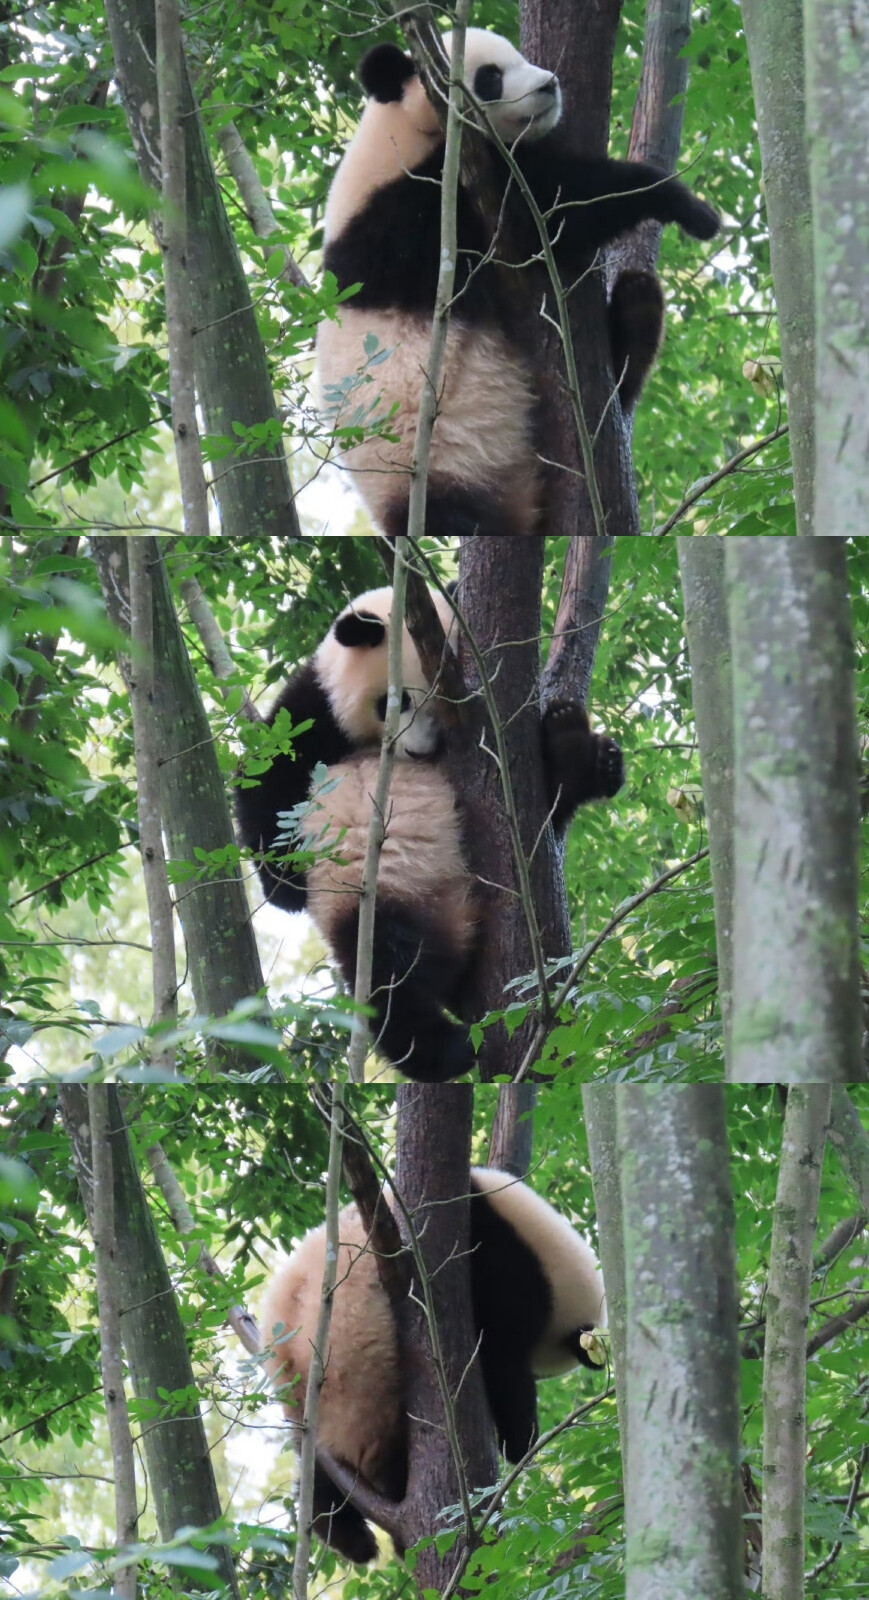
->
[60,1085,241,1596]
[762,1085,830,1600]
[451,536,568,1081]
[726,538,863,1082]
[103,0,299,540]
[618,1086,744,1600]
[93,537,270,1066]
[741,0,815,535]
[582,1085,628,1475]
[392,1083,497,1586]
[677,537,734,1063]
[805,0,869,538]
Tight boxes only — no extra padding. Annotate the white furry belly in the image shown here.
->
[316,309,539,524]
[305,755,476,955]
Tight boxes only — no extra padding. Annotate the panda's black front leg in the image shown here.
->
[543,700,624,831]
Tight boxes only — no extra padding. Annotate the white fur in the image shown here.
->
[317,312,540,535]
[444,29,562,142]
[471,1167,607,1375]
[306,753,477,959]
[314,585,456,758]
[260,1202,403,1489]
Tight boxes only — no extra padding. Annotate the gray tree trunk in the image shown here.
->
[741,0,815,534]
[103,0,299,540]
[726,539,863,1082]
[93,537,270,1069]
[805,0,869,537]
[60,1085,241,1596]
[762,1086,830,1600]
[677,537,735,1064]
[618,1086,744,1600]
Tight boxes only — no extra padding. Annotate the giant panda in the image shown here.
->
[317,27,720,541]
[234,585,624,1081]
[259,1166,607,1563]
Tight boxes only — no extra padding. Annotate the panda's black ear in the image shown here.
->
[334,610,387,649]
[359,42,416,103]
[445,579,459,598]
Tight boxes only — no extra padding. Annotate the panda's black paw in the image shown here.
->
[595,735,625,799]
[543,700,625,821]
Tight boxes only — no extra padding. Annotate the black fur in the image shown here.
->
[329,897,476,1083]
[359,42,416,103]
[382,483,531,542]
[608,269,666,411]
[234,660,355,912]
[543,700,625,830]
[469,1179,599,1461]
[324,134,719,319]
[333,609,387,649]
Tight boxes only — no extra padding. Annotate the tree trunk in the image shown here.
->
[805,0,869,538]
[582,1085,628,1475]
[60,1085,241,1597]
[392,1083,497,1587]
[677,537,734,1063]
[618,1086,744,1600]
[726,539,863,1082]
[762,1086,830,1600]
[741,0,815,534]
[92,537,270,1067]
[103,0,299,540]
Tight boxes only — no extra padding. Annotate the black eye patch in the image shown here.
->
[375,691,412,720]
[474,64,504,102]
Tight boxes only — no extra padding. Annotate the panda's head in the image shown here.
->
[314,586,456,760]
[359,27,562,146]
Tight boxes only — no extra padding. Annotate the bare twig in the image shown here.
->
[651,423,789,536]
[346,542,410,1083]
[515,846,710,1081]
[806,1294,869,1360]
[805,1444,869,1581]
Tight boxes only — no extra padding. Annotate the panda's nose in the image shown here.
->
[539,75,559,95]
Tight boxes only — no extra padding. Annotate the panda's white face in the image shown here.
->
[315,586,455,761]
[446,29,563,144]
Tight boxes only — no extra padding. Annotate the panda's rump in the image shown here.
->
[306,755,476,958]
[317,308,540,532]
[260,1203,404,1488]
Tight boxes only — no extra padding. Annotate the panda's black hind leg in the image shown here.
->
[331,901,476,1081]
[311,1460,379,1563]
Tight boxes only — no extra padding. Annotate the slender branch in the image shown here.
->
[408,540,551,1027]
[459,92,608,539]
[155,0,211,540]
[128,538,177,1073]
[806,1293,869,1360]
[515,846,709,1081]
[805,1444,869,1581]
[217,122,310,290]
[291,1083,345,1599]
[346,541,410,1083]
[178,574,261,723]
[88,1087,138,1598]
[652,423,789,536]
